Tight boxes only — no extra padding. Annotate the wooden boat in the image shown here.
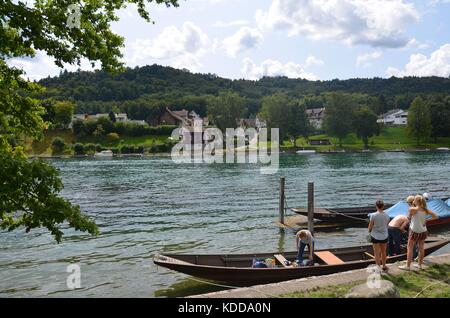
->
[291,206,392,223]
[292,198,450,225]
[153,237,449,286]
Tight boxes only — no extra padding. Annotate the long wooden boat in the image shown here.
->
[153,237,449,286]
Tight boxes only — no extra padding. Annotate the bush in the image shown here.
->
[83,143,102,154]
[72,119,85,136]
[112,122,177,137]
[106,132,120,142]
[73,143,85,155]
[51,137,66,155]
[119,144,145,154]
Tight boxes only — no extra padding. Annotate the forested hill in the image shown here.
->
[36,64,450,115]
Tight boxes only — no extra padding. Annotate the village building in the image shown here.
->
[377,109,408,125]
[238,117,267,131]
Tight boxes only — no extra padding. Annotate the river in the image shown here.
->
[1,152,449,297]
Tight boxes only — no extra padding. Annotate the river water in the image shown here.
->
[1,152,449,297]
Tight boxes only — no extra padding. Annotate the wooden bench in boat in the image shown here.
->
[273,254,290,267]
[364,252,375,259]
[314,251,344,265]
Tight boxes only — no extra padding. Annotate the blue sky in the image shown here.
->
[9,0,450,81]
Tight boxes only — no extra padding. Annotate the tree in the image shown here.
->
[353,107,379,148]
[73,143,85,155]
[1,0,179,242]
[259,93,309,145]
[407,97,432,145]
[54,101,75,128]
[207,91,247,132]
[106,132,120,142]
[97,116,114,134]
[109,111,117,123]
[288,101,310,146]
[72,119,85,136]
[92,124,105,138]
[51,137,66,155]
[324,92,357,147]
[429,96,450,142]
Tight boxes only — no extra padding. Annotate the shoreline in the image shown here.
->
[28,148,450,159]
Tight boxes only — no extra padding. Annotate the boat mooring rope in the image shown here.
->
[284,196,369,222]
[326,208,370,222]
[187,277,281,298]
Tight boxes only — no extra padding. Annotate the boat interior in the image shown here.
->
[159,244,409,268]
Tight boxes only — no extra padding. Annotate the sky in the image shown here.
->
[7,0,450,81]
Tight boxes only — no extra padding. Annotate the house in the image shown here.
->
[307,107,325,129]
[239,117,267,131]
[73,114,88,121]
[154,108,209,127]
[377,109,408,125]
[115,113,128,122]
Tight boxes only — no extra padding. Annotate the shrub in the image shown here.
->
[106,132,120,142]
[73,143,85,155]
[83,143,102,154]
[51,137,66,155]
[72,119,85,136]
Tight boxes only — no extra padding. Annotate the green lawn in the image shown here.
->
[27,129,171,155]
[283,127,450,151]
[282,264,450,298]
[27,126,450,155]
[77,135,170,147]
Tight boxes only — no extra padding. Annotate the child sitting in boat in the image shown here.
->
[296,230,314,266]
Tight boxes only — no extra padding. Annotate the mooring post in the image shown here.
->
[279,177,285,224]
[307,182,314,235]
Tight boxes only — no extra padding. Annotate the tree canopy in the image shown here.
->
[1,0,180,242]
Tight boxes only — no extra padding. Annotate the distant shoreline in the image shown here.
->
[28,148,450,160]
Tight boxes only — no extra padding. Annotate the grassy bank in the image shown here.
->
[282,264,450,298]
[25,129,171,156]
[282,127,450,151]
[26,126,450,156]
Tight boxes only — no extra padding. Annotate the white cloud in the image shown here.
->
[405,38,431,50]
[305,55,324,67]
[256,0,419,48]
[428,0,450,5]
[7,50,97,81]
[222,27,264,57]
[356,51,382,67]
[212,20,249,28]
[125,22,210,72]
[386,44,450,77]
[242,58,318,80]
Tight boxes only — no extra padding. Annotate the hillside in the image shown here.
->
[36,64,450,115]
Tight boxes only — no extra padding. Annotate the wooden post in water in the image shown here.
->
[307,182,314,235]
[279,177,285,224]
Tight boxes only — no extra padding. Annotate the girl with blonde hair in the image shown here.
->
[400,195,438,270]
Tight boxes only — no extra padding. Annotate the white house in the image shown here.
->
[377,109,408,125]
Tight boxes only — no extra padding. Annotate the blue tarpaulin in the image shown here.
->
[446,198,450,206]
[369,199,450,219]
